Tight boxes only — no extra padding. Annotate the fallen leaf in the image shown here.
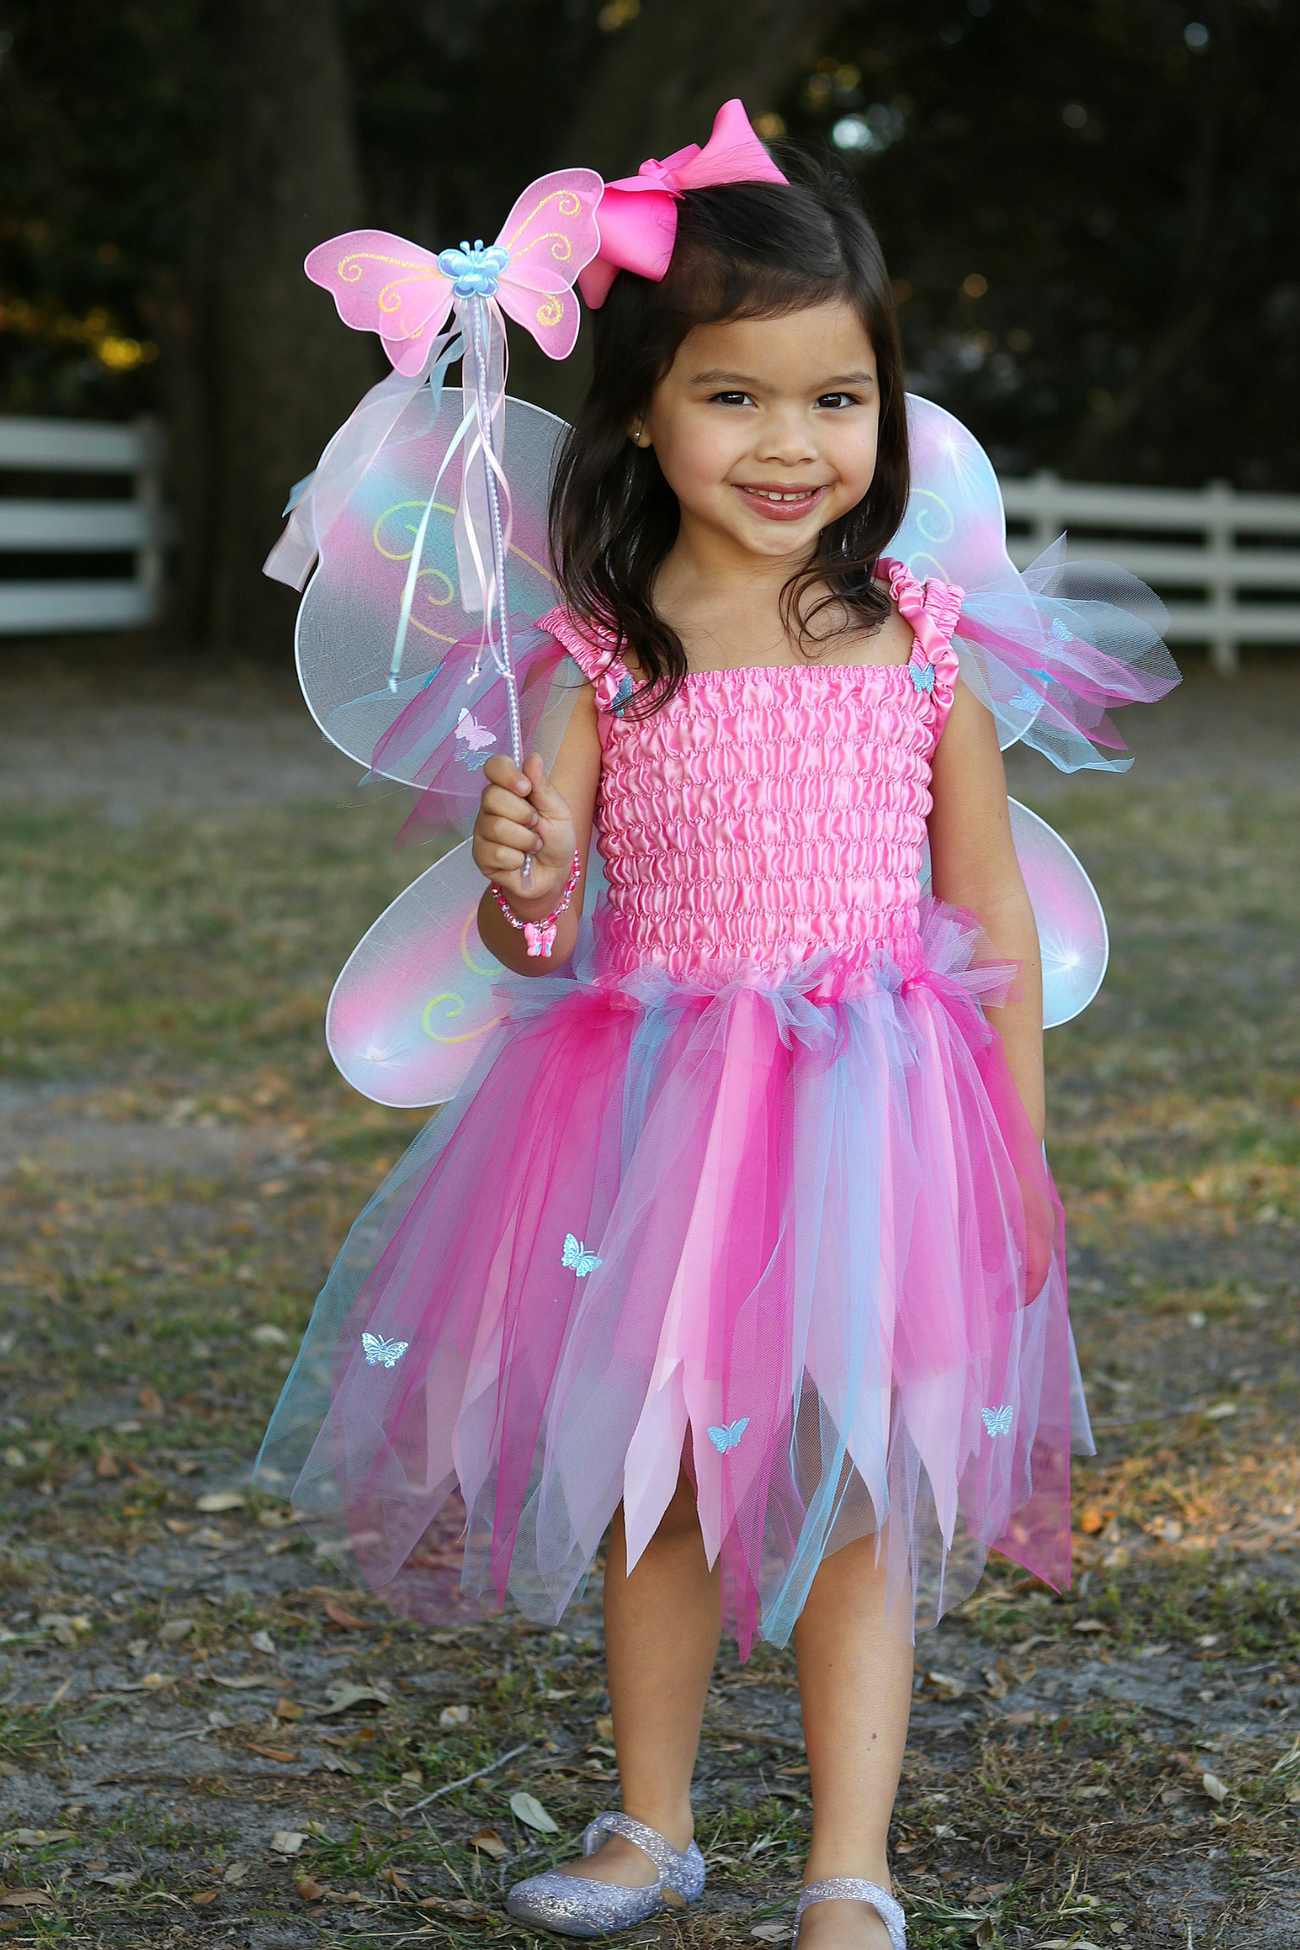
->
[223,1862,250,1885]
[248,1743,298,1763]
[594,1714,614,1739]
[660,1888,686,1910]
[192,1890,218,1906]
[418,1895,494,1921]
[158,1618,194,1643]
[270,1831,306,1856]
[320,1752,365,1775]
[138,1385,165,1417]
[439,1703,472,1728]
[750,1922,788,1942]
[469,1826,508,1861]
[1202,1771,1229,1803]
[295,1874,330,1902]
[274,1698,303,1721]
[249,1629,276,1654]
[0,1893,53,1909]
[319,1680,392,1716]
[926,1669,966,1698]
[381,1866,411,1892]
[88,1870,140,1890]
[9,1829,76,1846]
[95,1451,120,1479]
[509,1790,559,1835]
[1204,1401,1238,1420]
[196,1490,246,1513]
[1072,1618,1109,1634]
[322,1598,367,1630]
[209,1675,269,1690]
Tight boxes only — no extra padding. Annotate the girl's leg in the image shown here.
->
[793,1533,913,1948]
[555,1464,721,1887]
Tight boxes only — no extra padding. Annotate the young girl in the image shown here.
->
[259,114,1176,1950]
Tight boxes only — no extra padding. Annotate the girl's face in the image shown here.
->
[640,300,880,566]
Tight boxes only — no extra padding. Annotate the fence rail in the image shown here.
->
[0,415,168,635]
[1002,472,1300,674]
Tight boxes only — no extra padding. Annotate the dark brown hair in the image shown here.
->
[548,152,909,712]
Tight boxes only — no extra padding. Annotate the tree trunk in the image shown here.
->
[207,0,375,654]
[558,0,847,178]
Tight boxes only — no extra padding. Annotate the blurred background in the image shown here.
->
[1,0,1297,651]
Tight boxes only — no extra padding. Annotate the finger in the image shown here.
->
[521,751,570,821]
[483,753,531,795]
[480,815,541,851]
[480,785,539,826]
[473,838,530,876]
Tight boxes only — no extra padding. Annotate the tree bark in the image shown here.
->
[557,0,847,178]
[208,0,375,653]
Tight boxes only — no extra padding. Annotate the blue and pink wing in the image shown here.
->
[892,391,1175,1028]
[886,393,1179,768]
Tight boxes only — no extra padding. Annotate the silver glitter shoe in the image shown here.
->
[795,1877,906,1950]
[504,1810,705,1938]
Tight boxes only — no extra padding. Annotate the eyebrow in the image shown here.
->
[690,368,877,388]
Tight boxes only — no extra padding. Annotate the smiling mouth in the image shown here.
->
[734,483,829,519]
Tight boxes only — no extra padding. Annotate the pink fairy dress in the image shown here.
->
[265,559,1083,1652]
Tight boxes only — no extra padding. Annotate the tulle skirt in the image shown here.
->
[255,905,1092,1653]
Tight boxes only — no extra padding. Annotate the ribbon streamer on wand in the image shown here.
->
[266,166,605,890]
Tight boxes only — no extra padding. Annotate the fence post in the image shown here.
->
[133,414,166,620]
[1032,469,1060,552]
[1204,477,1238,676]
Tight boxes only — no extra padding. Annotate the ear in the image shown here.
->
[629,425,652,449]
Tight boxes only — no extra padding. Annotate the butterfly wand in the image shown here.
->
[294,170,605,890]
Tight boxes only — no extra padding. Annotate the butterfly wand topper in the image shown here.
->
[298,170,604,882]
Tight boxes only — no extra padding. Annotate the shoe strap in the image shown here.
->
[796,1878,906,1950]
[583,1810,690,1883]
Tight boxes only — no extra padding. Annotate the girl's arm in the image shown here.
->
[471,681,602,975]
[927,680,1045,1139]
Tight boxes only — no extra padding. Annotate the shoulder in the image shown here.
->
[538,606,637,718]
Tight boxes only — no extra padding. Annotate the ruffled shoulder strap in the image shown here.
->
[878,557,964,737]
[538,606,637,717]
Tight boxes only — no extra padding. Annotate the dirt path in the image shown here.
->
[1,645,1298,1947]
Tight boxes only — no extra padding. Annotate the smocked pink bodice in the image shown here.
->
[540,561,964,984]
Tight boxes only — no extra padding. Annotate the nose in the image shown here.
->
[753,404,820,468]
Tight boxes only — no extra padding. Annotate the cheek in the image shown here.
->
[832,421,879,495]
[655,414,745,496]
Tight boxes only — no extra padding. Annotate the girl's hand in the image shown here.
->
[472,752,578,907]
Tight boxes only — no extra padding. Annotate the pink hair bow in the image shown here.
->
[577,99,788,309]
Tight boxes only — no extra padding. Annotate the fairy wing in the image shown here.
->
[1006,798,1108,1028]
[327,793,606,1109]
[919,797,1108,1029]
[305,230,455,374]
[886,393,1177,767]
[494,167,603,361]
[295,386,569,798]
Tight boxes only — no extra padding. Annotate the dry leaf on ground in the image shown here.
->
[509,1789,559,1833]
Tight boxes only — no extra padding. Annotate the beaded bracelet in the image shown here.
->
[489,847,582,958]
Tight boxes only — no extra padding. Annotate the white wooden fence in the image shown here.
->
[0,416,168,634]
[1002,472,1300,675]
[2,415,1299,670]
